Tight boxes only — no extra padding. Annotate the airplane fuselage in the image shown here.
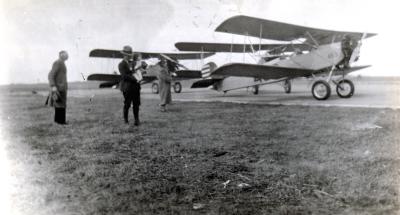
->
[262,42,344,70]
[215,42,351,92]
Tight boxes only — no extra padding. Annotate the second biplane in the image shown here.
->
[87,49,214,93]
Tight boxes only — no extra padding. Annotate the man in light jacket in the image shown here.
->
[157,58,172,112]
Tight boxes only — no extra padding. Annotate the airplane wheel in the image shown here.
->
[151,83,159,94]
[284,80,291,93]
[311,80,331,100]
[336,79,354,98]
[252,85,259,95]
[173,82,182,93]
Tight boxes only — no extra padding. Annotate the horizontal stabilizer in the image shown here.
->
[191,79,220,88]
[89,49,215,60]
[175,42,309,53]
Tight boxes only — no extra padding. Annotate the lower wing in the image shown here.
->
[87,74,120,82]
[211,63,371,80]
[99,81,119,88]
[212,63,315,79]
[87,73,157,85]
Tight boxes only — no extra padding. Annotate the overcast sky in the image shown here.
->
[0,0,399,84]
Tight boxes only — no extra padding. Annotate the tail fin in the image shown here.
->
[201,62,217,79]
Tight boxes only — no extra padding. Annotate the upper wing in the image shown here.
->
[216,15,377,44]
[175,42,309,53]
[89,49,215,60]
[162,52,215,60]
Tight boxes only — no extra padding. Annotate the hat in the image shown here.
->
[121,45,133,56]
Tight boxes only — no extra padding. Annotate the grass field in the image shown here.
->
[1,84,400,214]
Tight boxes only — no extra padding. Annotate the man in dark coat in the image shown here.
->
[48,50,69,124]
[119,45,143,126]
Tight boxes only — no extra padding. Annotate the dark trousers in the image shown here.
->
[123,91,140,123]
[54,107,66,124]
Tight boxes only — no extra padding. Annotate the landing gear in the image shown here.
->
[336,79,354,98]
[173,82,182,93]
[252,85,259,95]
[310,64,356,100]
[311,80,331,100]
[283,80,291,93]
[151,83,159,94]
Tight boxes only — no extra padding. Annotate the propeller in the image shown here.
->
[347,32,368,66]
[159,53,189,70]
[359,32,368,46]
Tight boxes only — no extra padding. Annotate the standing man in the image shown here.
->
[119,46,142,126]
[157,58,172,112]
[341,35,354,68]
[48,50,69,124]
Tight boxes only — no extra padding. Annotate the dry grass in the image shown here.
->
[1,84,400,214]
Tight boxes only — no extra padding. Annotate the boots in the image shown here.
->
[133,106,140,126]
[124,105,139,126]
[160,105,166,112]
[55,108,66,124]
[123,106,129,124]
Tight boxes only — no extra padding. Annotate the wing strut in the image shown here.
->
[306,31,319,47]
[246,36,259,63]
[230,35,234,62]
[243,35,247,62]
[258,24,263,53]
[199,46,204,69]
[326,35,338,83]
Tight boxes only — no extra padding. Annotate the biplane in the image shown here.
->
[87,49,214,93]
[175,15,377,100]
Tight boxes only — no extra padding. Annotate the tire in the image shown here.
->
[151,83,159,94]
[173,82,182,93]
[252,85,259,95]
[284,80,291,94]
[311,80,331,100]
[336,79,354,98]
